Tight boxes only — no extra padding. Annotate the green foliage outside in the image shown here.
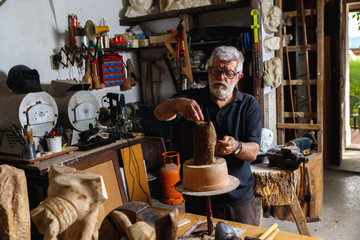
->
[349,55,360,127]
[350,56,360,97]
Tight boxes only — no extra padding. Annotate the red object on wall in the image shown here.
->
[159,151,185,205]
[100,52,125,87]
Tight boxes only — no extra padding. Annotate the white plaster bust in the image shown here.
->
[162,0,212,12]
[264,57,282,89]
[262,0,282,34]
[125,0,155,17]
[264,35,281,52]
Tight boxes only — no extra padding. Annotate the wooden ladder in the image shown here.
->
[275,0,324,151]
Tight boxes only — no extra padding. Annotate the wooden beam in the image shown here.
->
[275,0,284,145]
[283,8,316,18]
[284,112,317,118]
[277,123,321,130]
[283,79,317,85]
[285,44,317,52]
[316,0,325,152]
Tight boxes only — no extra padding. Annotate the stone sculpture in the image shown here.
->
[0,165,30,240]
[259,128,274,155]
[262,0,282,34]
[264,57,282,89]
[125,0,158,17]
[264,35,281,53]
[31,164,108,240]
[162,0,212,12]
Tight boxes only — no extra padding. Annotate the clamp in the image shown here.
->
[251,9,259,43]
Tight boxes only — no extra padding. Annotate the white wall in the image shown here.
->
[0,0,140,104]
[0,1,277,139]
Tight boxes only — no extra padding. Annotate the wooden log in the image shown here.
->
[251,163,298,206]
[0,164,30,240]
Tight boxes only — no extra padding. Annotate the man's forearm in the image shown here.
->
[154,99,178,121]
[234,142,260,161]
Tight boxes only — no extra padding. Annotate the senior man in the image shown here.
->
[154,46,261,225]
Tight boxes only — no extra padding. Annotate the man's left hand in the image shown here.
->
[217,135,238,155]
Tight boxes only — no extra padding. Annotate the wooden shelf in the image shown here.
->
[119,0,251,25]
[103,40,231,52]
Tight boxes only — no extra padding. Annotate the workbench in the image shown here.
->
[0,136,166,227]
[154,207,324,240]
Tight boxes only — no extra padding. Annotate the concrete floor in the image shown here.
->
[153,157,360,240]
[262,168,360,240]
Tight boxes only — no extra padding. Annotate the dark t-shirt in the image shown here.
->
[172,86,262,207]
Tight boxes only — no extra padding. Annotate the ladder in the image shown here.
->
[275,0,324,151]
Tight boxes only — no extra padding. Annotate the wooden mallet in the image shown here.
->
[244,223,279,240]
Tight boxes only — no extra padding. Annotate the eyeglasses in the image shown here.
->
[208,66,240,79]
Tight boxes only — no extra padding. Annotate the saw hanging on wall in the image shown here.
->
[164,20,193,84]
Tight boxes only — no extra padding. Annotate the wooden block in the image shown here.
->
[254,196,263,227]
[85,160,125,226]
[149,34,175,45]
[121,144,152,204]
[290,197,312,236]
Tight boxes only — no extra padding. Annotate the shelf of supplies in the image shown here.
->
[119,0,251,25]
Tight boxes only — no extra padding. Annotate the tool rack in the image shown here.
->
[100,52,126,87]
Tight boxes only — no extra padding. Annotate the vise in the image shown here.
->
[266,146,308,171]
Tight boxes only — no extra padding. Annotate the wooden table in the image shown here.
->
[154,207,324,240]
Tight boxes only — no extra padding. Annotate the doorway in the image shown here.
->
[347,10,360,150]
[337,1,360,172]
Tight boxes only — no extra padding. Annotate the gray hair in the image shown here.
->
[209,46,244,73]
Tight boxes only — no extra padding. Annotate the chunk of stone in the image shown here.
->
[0,164,30,240]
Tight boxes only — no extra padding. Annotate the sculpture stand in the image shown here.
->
[176,175,240,236]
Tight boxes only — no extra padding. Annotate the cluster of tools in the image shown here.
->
[215,222,279,240]
[11,122,34,147]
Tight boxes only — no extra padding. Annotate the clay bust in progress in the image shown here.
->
[193,121,217,165]
[262,0,282,34]
[264,35,281,52]
[264,57,282,89]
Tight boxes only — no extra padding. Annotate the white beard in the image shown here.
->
[210,80,236,100]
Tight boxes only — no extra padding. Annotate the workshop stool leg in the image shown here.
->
[254,196,263,227]
[289,196,312,236]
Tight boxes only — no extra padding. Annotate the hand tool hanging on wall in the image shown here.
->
[251,9,259,43]
[283,26,298,138]
[164,20,193,84]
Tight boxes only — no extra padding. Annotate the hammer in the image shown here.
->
[244,223,279,240]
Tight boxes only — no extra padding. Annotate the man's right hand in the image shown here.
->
[175,98,204,122]
[154,98,204,122]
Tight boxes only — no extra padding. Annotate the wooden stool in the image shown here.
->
[251,163,312,236]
